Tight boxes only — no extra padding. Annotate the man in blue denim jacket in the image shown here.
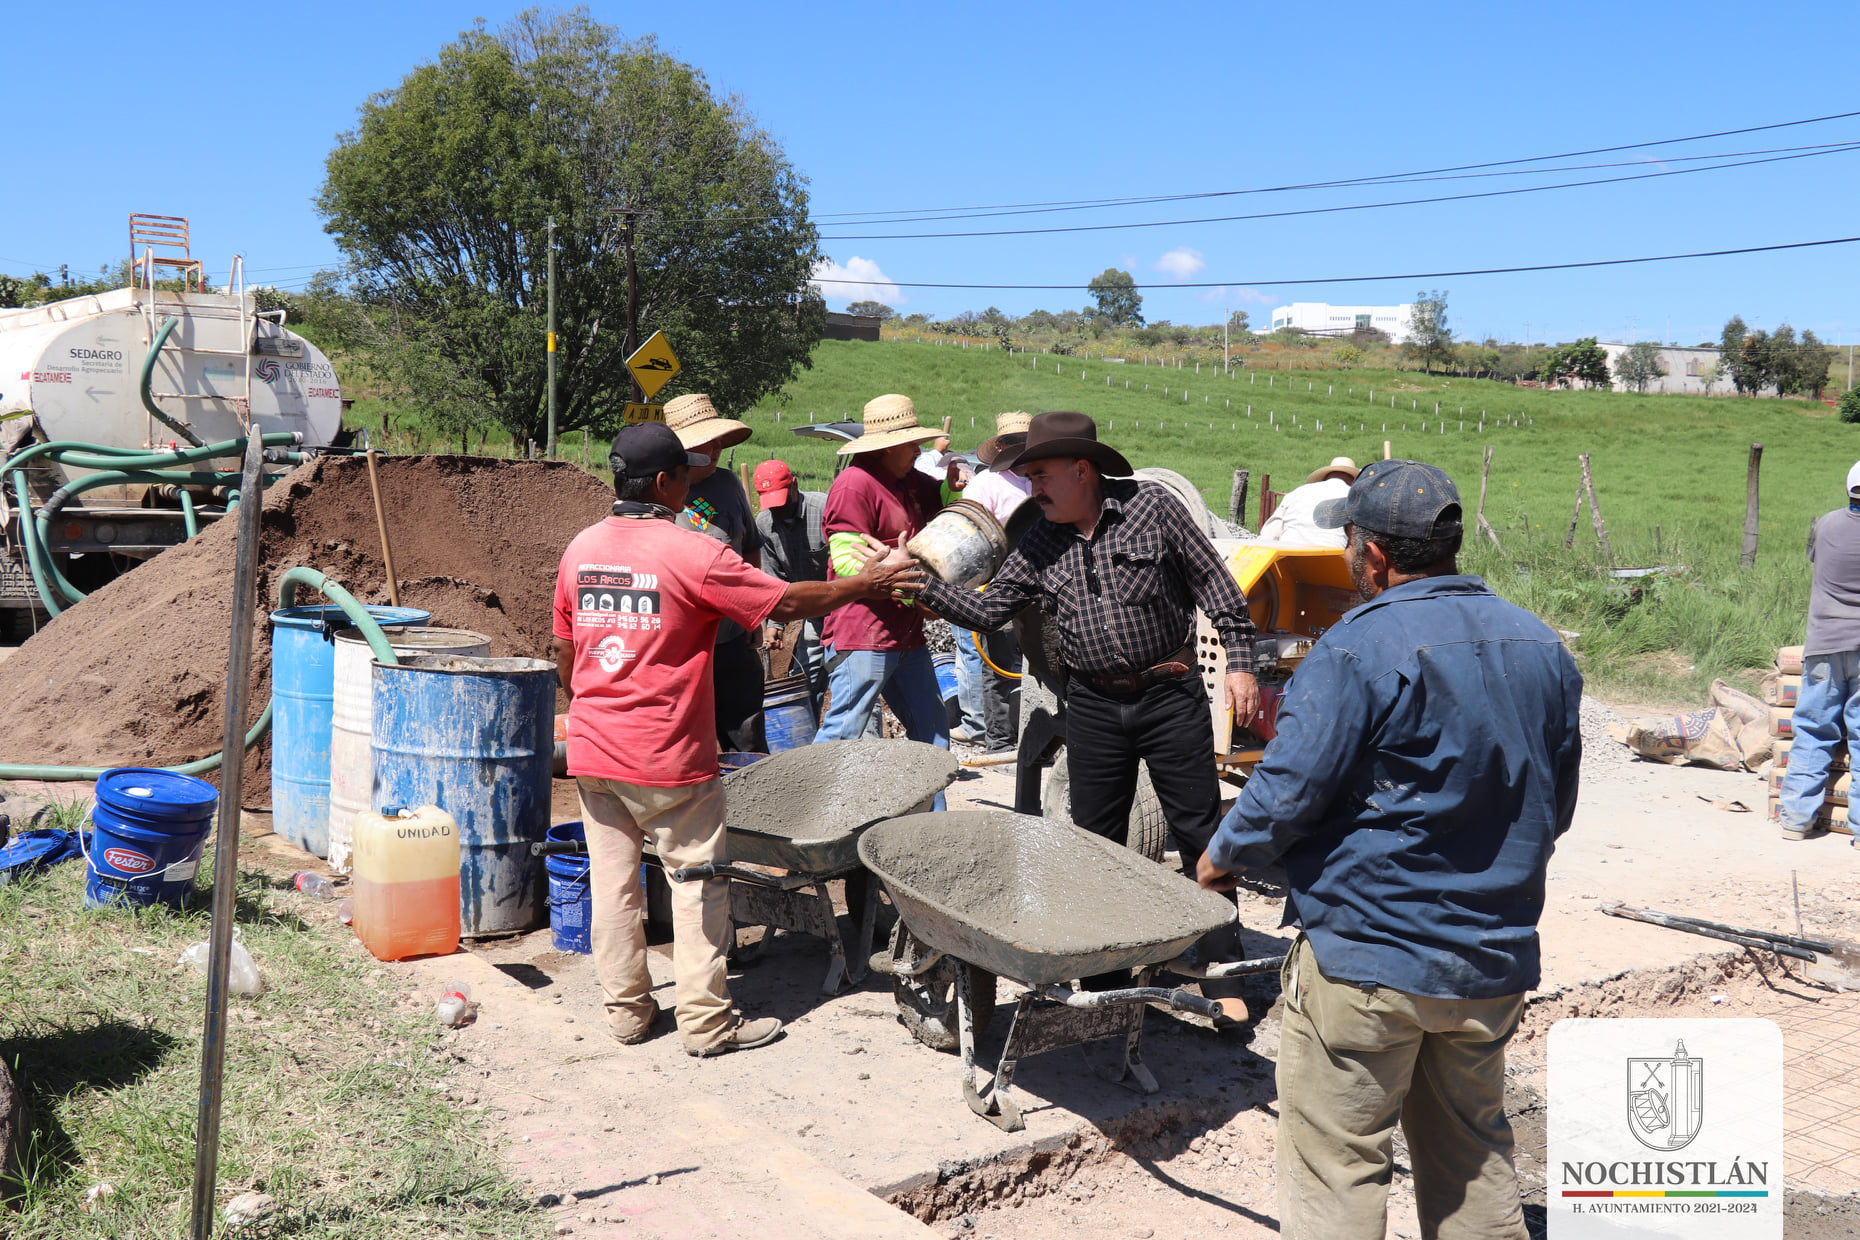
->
[1198,459,1582,1240]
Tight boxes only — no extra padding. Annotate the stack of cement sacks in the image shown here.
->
[1763,645,1851,834]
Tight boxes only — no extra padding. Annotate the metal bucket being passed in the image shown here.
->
[269,605,429,858]
[370,654,554,937]
[905,499,1009,590]
[328,627,492,873]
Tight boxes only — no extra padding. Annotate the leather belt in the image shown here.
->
[1073,647,1196,697]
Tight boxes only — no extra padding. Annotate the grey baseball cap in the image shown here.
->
[1314,459,1463,540]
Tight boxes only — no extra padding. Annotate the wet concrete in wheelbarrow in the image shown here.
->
[388,738,1860,1240]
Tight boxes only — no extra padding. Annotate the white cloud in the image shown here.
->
[1153,247,1207,281]
[1196,285,1279,307]
[810,256,905,306]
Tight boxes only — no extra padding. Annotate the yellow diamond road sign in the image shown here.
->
[625,331,681,400]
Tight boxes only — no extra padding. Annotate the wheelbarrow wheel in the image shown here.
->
[885,922,996,1052]
[1041,751,1168,863]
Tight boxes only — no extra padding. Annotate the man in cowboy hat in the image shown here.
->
[553,421,923,1056]
[1197,460,1581,1240]
[1255,456,1359,547]
[666,393,767,752]
[957,412,1036,753]
[814,394,952,771]
[918,411,1259,863]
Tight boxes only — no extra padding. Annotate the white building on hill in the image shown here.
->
[1269,302,1415,342]
[1594,342,1763,395]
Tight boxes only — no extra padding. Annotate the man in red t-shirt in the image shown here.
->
[816,394,950,767]
[553,422,922,1056]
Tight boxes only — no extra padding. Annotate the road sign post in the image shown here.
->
[625,331,681,403]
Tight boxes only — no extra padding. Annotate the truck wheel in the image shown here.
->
[1041,749,1168,862]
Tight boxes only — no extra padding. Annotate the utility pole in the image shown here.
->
[619,210,644,403]
[546,216,557,458]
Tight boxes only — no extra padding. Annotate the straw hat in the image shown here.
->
[835,393,942,456]
[664,393,752,452]
[1306,455,1361,485]
[977,411,1033,467]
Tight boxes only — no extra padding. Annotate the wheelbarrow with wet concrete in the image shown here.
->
[860,810,1259,1132]
[666,740,960,994]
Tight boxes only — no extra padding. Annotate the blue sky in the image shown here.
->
[6,1,1859,347]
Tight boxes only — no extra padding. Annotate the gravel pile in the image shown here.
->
[1579,695,1638,778]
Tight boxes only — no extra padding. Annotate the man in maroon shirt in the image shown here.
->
[814,395,950,779]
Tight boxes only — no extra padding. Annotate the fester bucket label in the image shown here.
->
[1549,1018,1782,1239]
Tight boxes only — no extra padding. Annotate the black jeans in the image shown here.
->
[713,633,767,753]
[1064,672,1220,861]
[980,628,1023,754]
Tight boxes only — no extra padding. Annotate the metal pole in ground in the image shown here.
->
[188,432,265,1240]
[546,216,557,458]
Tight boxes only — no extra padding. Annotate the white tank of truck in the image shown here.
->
[0,285,341,450]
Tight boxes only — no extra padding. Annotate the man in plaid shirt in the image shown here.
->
[920,411,1258,864]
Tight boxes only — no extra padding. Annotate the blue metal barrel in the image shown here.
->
[269,605,428,857]
[762,673,817,753]
[370,654,554,936]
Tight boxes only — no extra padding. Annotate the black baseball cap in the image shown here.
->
[609,421,708,479]
[1314,459,1463,540]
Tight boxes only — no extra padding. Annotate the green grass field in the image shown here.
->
[723,339,1853,702]
[366,337,1860,703]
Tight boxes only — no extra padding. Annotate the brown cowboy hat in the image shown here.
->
[991,411,1132,477]
[977,411,1032,467]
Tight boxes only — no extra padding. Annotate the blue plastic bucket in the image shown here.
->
[84,767,218,909]
[762,674,816,753]
[371,654,554,937]
[544,822,592,954]
[719,751,766,776]
[270,605,429,858]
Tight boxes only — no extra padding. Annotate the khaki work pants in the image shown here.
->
[578,776,735,1053]
[1276,935,1528,1240]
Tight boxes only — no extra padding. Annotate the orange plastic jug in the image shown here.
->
[352,805,460,961]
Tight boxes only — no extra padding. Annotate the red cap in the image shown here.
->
[752,458,795,510]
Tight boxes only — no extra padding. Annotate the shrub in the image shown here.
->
[1839,388,1860,424]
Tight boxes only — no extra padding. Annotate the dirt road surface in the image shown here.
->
[392,703,1860,1239]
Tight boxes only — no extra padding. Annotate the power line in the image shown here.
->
[697,106,1860,226]
[806,233,1860,291]
[818,145,1860,240]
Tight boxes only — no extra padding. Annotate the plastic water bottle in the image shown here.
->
[435,982,473,1027]
[294,872,337,900]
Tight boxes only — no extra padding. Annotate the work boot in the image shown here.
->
[686,1016,783,1058]
[1779,821,1819,842]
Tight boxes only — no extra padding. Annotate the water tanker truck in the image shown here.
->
[0,222,342,629]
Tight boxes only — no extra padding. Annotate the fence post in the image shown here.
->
[1564,466,1585,550]
[1230,469,1249,526]
[1741,443,1763,568]
[1582,453,1613,561]
[1477,445,1503,551]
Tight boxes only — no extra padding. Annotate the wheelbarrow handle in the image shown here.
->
[669,862,816,890]
[1031,983,1237,1023]
[529,840,588,857]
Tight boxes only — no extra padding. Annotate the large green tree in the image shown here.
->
[1087,268,1144,327]
[1400,289,1453,373]
[1612,341,1667,393]
[1541,337,1611,388]
[316,9,824,442]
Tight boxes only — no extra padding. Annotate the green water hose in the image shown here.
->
[179,488,198,538]
[34,469,245,606]
[0,568,401,781]
[139,317,205,447]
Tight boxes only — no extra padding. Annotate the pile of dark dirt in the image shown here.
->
[0,454,613,801]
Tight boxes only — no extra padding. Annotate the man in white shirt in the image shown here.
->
[959,414,1035,753]
[1256,457,1360,548]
